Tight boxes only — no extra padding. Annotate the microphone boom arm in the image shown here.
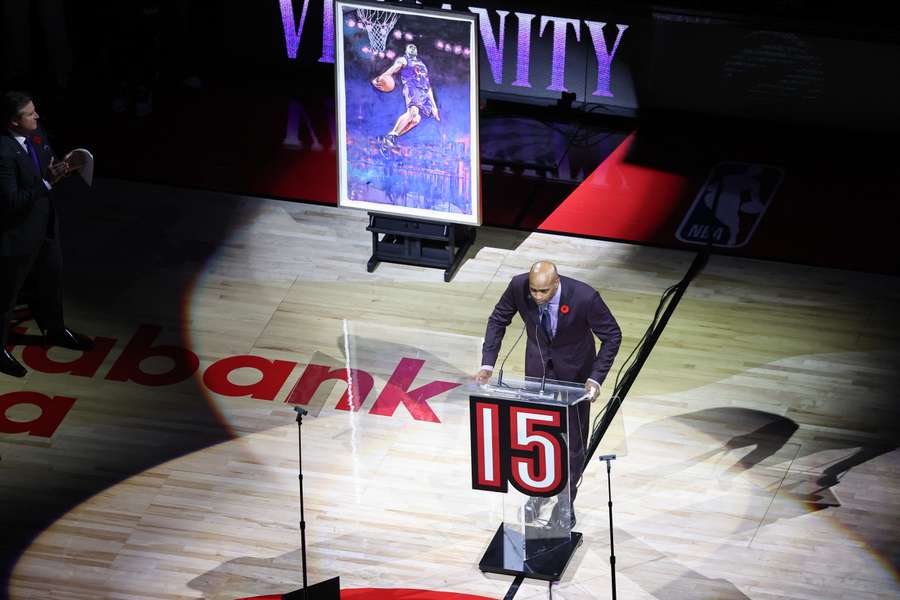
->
[584,251,708,470]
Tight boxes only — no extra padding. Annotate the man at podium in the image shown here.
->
[475,260,621,522]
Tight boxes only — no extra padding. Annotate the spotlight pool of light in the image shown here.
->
[405,32,413,40]
[6,174,899,600]
[393,30,403,39]
[453,44,462,54]
[347,18,356,27]
[436,40,444,49]
[463,48,470,57]
[386,50,396,59]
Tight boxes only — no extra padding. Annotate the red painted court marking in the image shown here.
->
[538,132,691,242]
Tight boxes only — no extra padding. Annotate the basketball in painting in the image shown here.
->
[372,75,395,92]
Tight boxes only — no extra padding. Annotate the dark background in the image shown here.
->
[3,0,899,273]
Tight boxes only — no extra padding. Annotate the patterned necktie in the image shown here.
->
[540,307,553,339]
[24,137,42,176]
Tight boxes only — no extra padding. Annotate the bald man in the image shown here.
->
[475,261,621,523]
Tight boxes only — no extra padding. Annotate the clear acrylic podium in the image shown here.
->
[469,377,590,582]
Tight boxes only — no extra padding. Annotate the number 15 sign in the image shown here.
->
[469,397,570,497]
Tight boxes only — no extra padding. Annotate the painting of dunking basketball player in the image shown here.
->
[372,43,440,151]
[334,1,480,225]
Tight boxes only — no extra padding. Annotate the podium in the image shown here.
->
[469,377,590,582]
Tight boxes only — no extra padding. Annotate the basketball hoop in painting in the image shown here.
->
[356,8,398,54]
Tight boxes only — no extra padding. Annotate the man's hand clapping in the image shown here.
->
[48,156,70,184]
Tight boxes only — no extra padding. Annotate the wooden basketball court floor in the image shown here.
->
[1,179,898,600]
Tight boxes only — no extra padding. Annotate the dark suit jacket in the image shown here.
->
[0,127,57,257]
[482,273,622,386]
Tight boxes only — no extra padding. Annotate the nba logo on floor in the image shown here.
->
[677,162,784,248]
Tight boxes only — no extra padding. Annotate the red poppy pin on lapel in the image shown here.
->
[33,135,41,145]
[560,304,570,315]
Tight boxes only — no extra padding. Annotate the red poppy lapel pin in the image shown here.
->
[32,135,41,145]
[560,304,570,315]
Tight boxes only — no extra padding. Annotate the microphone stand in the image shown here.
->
[600,454,617,600]
[282,406,340,600]
[295,406,310,597]
[497,324,526,387]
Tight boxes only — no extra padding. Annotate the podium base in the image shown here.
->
[282,576,341,599]
[478,524,582,582]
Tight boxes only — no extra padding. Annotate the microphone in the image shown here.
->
[534,320,549,394]
[497,322,526,387]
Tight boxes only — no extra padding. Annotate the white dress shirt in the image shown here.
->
[11,130,52,190]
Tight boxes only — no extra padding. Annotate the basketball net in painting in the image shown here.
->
[356,8,398,54]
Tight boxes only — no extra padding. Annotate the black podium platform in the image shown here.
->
[479,524,583,582]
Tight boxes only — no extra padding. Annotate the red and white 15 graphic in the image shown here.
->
[470,398,569,497]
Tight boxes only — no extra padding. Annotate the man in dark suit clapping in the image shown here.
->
[1,90,93,378]
[476,261,622,523]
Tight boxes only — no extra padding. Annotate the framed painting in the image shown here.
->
[335,1,481,225]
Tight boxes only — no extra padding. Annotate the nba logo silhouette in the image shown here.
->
[677,162,784,248]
